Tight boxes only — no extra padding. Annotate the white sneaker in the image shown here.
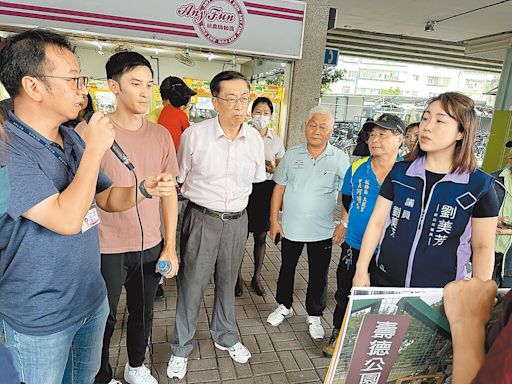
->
[124,363,157,384]
[307,315,325,340]
[214,341,251,363]
[107,380,122,384]
[167,355,188,380]
[267,304,294,326]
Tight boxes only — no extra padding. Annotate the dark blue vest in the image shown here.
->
[375,156,494,287]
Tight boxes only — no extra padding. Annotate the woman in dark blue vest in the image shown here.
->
[353,92,498,288]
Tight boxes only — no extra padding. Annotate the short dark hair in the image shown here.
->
[106,52,153,81]
[166,92,191,108]
[251,96,273,115]
[210,71,249,97]
[159,76,195,108]
[405,122,419,134]
[0,30,73,97]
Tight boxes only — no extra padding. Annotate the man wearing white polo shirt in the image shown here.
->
[268,106,350,340]
[167,71,265,380]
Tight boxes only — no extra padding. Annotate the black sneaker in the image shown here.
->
[155,284,165,300]
[322,328,340,357]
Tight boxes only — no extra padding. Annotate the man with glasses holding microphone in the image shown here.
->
[167,71,265,380]
[0,30,175,384]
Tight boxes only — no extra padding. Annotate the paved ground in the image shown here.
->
[110,234,343,383]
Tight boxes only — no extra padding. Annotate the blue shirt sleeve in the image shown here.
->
[273,150,290,185]
[5,144,111,220]
[6,150,59,220]
[96,170,112,194]
[341,165,353,195]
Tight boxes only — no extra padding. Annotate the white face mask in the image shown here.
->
[251,115,271,130]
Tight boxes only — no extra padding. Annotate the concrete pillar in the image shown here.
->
[495,48,512,111]
[482,48,512,172]
[284,0,329,148]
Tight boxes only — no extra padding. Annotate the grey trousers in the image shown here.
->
[171,203,248,357]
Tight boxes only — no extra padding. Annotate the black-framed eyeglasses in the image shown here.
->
[38,75,89,90]
[214,96,251,106]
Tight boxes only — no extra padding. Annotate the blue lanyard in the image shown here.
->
[9,118,76,176]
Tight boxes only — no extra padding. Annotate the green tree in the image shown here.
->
[321,67,345,95]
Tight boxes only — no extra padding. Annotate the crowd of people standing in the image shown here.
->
[1,29,512,384]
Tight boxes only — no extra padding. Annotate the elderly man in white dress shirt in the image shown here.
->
[167,71,266,380]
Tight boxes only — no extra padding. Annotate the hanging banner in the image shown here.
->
[0,0,306,59]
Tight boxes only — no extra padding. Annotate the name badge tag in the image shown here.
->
[82,203,101,233]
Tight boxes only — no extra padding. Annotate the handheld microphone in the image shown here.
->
[84,112,135,170]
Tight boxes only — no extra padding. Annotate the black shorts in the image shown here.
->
[247,180,275,233]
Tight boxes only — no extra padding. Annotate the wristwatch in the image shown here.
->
[138,180,152,199]
[340,220,348,228]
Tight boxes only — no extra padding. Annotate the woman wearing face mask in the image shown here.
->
[353,92,498,289]
[235,97,285,296]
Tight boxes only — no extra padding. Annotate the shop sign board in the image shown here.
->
[0,0,306,59]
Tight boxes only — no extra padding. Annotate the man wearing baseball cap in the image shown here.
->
[361,113,406,135]
[323,113,405,357]
[157,76,197,152]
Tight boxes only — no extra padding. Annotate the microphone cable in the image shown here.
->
[130,169,159,382]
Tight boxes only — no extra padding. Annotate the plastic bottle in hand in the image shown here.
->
[156,260,172,276]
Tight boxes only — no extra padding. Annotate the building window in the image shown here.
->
[342,56,359,63]
[359,68,400,81]
[346,71,358,79]
[426,76,450,87]
[465,79,486,91]
[355,88,382,95]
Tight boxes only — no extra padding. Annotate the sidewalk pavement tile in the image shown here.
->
[111,224,343,384]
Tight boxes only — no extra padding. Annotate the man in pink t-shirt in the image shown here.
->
[77,52,179,384]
